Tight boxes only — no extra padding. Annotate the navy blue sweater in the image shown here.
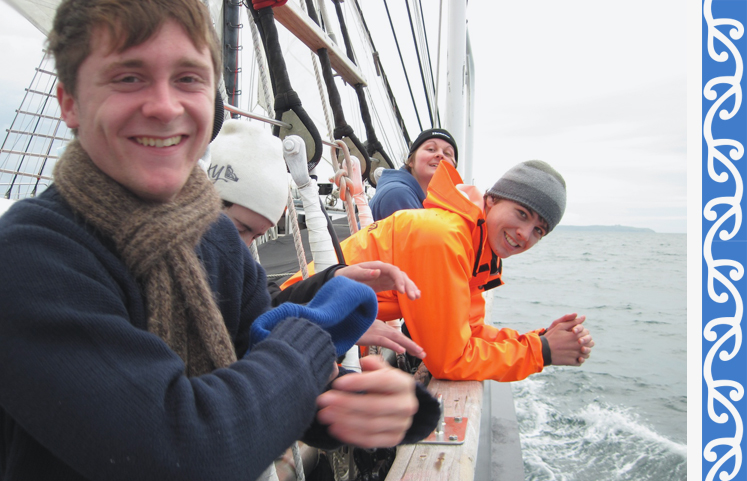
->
[369,167,425,221]
[0,186,337,481]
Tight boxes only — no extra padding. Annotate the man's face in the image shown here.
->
[58,20,215,203]
[484,197,547,258]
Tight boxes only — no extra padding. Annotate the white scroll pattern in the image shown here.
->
[703,1,745,480]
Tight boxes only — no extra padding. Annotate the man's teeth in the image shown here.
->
[505,232,518,247]
[135,135,182,147]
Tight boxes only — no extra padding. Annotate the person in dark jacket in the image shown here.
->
[370,128,458,220]
[0,1,438,480]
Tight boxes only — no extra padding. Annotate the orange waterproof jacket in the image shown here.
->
[281,162,546,381]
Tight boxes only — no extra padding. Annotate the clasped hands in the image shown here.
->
[543,313,594,366]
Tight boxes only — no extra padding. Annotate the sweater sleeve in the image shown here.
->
[390,216,546,382]
[0,203,336,481]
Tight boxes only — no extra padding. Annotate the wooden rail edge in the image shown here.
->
[385,377,483,481]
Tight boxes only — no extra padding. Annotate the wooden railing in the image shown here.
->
[385,294,525,481]
[386,379,484,480]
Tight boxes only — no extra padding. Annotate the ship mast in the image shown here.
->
[443,0,470,182]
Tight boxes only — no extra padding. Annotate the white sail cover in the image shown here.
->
[4,0,58,35]
[4,0,224,45]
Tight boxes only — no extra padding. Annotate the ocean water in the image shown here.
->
[489,231,686,481]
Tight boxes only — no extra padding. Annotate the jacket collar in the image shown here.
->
[424,163,503,290]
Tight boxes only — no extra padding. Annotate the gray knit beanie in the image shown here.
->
[487,160,566,233]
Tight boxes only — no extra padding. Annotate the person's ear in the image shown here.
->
[57,83,80,129]
[484,194,496,212]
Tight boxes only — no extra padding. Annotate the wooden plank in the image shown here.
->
[385,379,483,481]
[272,2,367,87]
[387,294,500,480]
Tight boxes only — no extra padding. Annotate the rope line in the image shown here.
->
[382,0,423,133]
[291,441,305,481]
[330,140,359,236]
[416,0,440,126]
[300,0,334,140]
[404,0,434,128]
[286,190,309,280]
[303,0,374,183]
[248,3,324,171]
[331,0,395,183]
[352,0,411,147]
[248,13,275,117]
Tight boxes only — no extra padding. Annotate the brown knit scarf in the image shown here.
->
[54,140,237,376]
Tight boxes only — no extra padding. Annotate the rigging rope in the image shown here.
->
[331,0,395,185]
[404,0,434,128]
[415,0,440,126]
[434,0,444,118]
[352,0,411,148]
[382,0,424,133]
[330,140,373,232]
[299,0,335,140]
[286,190,310,280]
[248,12,275,117]
[302,0,375,184]
[247,1,324,172]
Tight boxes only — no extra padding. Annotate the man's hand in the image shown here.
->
[543,314,594,366]
[316,356,418,448]
[356,320,426,359]
[334,261,420,300]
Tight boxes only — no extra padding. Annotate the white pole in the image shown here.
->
[444,0,467,178]
[464,30,475,185]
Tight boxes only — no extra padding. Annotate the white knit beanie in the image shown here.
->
[208,120,288,225]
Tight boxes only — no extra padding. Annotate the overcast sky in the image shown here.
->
[0,0,686,233]
[467,1,686,234]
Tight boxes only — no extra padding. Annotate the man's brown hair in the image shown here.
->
[48,0,222,97]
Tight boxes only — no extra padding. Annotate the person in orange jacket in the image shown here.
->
[282,160,594,382]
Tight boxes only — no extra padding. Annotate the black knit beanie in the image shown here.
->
[408,128,459,166]
[487,160,566,233]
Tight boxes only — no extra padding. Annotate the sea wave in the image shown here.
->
[513,378,686,481]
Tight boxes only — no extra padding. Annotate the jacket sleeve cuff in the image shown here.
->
[322,264,347,281]
[539,335,552,366]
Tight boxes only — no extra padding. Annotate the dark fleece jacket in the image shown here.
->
[369,166,425,221]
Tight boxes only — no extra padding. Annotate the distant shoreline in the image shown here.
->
[556,225,657,233]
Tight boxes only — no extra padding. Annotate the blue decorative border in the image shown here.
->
[702,1,746,480]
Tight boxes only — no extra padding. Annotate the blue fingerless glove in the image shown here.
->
[249,276,378,356]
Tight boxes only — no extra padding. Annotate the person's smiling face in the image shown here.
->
[484,196,547,258]
[409,138,456,190]
[57,20,215,203]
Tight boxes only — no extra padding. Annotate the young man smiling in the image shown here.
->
[0,1,438,480]
[284,160,595,382]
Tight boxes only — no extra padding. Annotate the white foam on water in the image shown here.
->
[513,377,687,480]
[579,404,687,458]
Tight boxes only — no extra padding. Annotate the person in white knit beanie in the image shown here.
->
[208,119,289,246]
[208,119,427,359]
